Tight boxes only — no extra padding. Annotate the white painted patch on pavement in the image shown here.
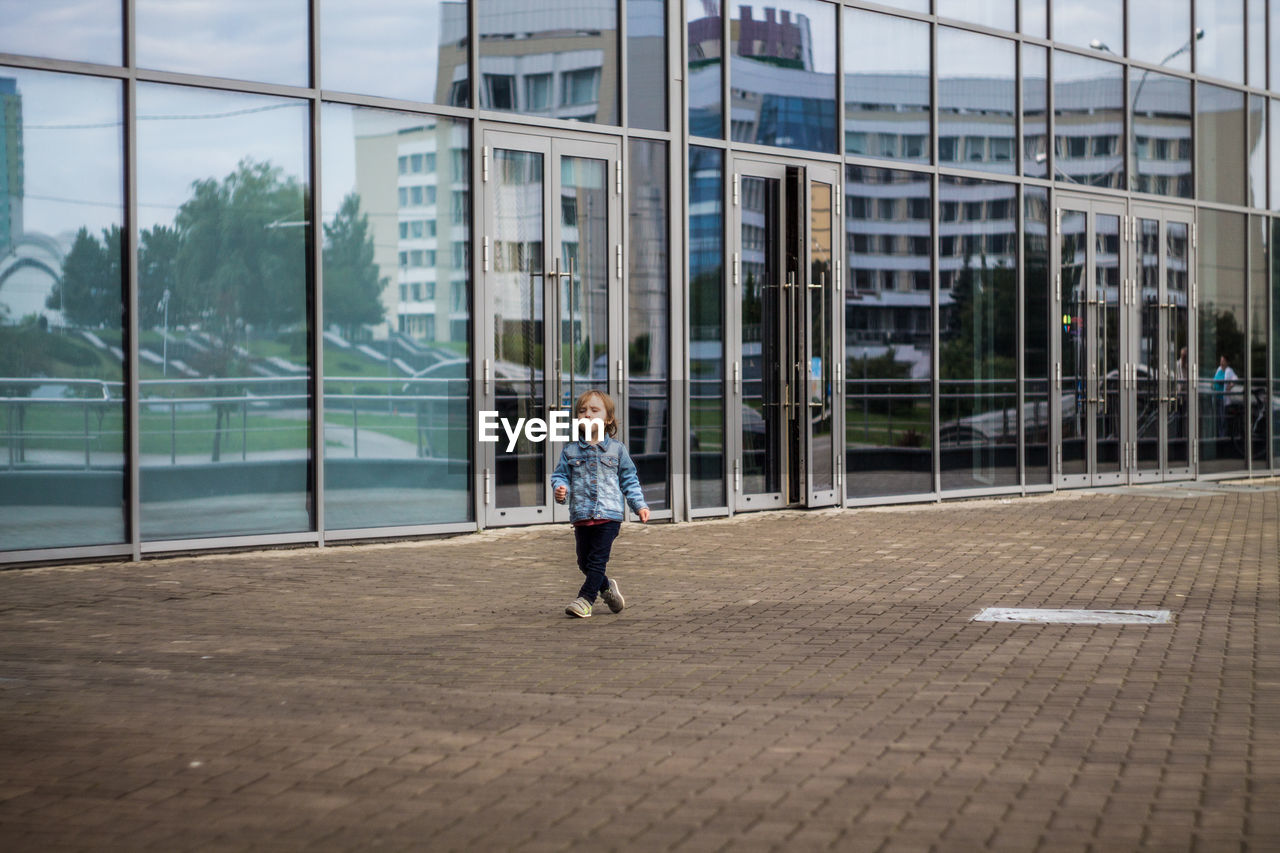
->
[972,608,1172,624]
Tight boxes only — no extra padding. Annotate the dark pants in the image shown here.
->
[574,520,621,602]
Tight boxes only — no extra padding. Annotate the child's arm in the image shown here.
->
[617,445,648,516]
[551,447,570,502]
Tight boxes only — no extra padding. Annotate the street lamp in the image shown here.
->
[158,288,170,377]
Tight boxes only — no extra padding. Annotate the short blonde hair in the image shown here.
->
[573,389,618,438]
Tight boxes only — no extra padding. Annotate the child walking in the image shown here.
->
[552,389,650,618]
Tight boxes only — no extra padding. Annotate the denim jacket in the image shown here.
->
[551,436,648,523]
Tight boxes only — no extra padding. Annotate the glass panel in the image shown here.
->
[938,28,1016,176]
[1197,83,1245,206]
[845,166,933,498]
[478,0,618,125]
[136,0,308,86]
[136,84,310,540]
[1273,101,1280,212]
[322,0,468,107]
[875,0,929,12]
[628,141,669,510]
[1248,95,1266,210]
[1274,0,1280,92]
[1135,218,1161,471]
[809,179,835,493]
[740,176,781,496]
[1131,71,1191,197]
[689,147,725,507]
[937,0,1015,31]
[939,177,1018,490]
[1247,0,1266,87]
[0,68,125,552]
[1128,0,1192,71]
[1023,44,1048,178]
[844,10,931,164]
[628,0,668,130]
[1021,0,1047,38]
[1052,0,1122,54]
[0,1,121,66]
[1059,208,1088,477]
[1195,0,1245,84]
[1167,221,1191,467]
[559,156,609,406]
[1095,214,1122,475]
[1273,218,1280,465]
[1054,52,1125,190]
[1249,216,1268,465]
[319,105,470,532]
[491,149,545,509]
[1197,210,1248,473]
[688,0,722,138]
[1023,187,1051,484]
[728,0,836,153]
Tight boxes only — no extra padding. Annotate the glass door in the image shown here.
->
[805,166,841,506]
[729,157,840,511]
[1055,195,1129,487]
[479,130,621,526]
[732,162,787,510]
[1132,204,1195,482]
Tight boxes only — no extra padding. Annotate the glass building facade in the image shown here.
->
[0,0,1276,563]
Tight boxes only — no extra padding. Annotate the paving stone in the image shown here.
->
[0,483,1276,851]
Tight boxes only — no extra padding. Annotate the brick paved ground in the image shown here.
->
[1,481,1278,852]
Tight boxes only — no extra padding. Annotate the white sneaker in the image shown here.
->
[600,579,625,613]
[565,597,592,618]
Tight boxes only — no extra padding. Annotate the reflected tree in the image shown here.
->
[46,226,122,329]
[322,192,386,339]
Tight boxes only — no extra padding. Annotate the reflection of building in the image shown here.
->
[353,110,468,343]
[1,77,22,257]
[730,5,834,151]
[474,0,617,123]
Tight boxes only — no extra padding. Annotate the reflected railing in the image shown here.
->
[2,378,125,470]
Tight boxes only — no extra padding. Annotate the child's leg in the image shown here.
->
[575,521,621,603]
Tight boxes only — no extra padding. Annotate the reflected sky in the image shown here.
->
[1128,0,1191,70]
[1,69,123,239]
[937,0,1015,32]
[135,85,309,230]
[1195,0,1245,83]
[0,0,121,66]
[136,0,308,86]
[321,0,463,104]
[1053,0,1122,55]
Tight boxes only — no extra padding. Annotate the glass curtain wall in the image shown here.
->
[476,0,618,124]
[1131,71,1191,197]
[0,68,126,552]
[688,0,723,138]
[135,84,311,541]
[628,140,671,509]
[320,105,471,531]
[728,0,837,153]
[1024,186,1051,484]
[0,1,122,65]
[321,0,468,106]
[690,147,725,508]
[1054,51,1125,190]
[845,166,934,499]
[939,177,1019,490]
[1248,216,1269,468]
[843,9,930,165]
[937,28,1016,175]
[136,0,309,86]
[1198,83,1246,206]
[1197,210,1249,474]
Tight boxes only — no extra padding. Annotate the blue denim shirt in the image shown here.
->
[551,436,648,522]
